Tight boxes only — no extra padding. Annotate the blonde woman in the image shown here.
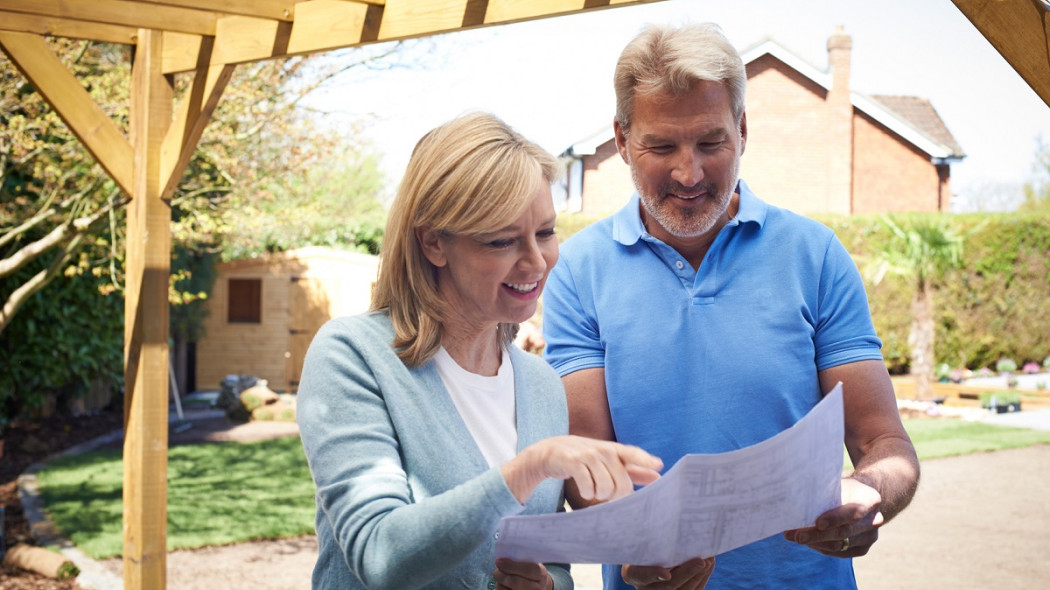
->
[298,112,662,590]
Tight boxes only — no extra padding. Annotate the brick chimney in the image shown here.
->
[826,26,853,214]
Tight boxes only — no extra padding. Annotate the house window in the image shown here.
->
[228,278,262,324]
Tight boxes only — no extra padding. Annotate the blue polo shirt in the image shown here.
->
[542,180,881,589]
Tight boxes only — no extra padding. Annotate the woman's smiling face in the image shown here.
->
[421,176,558,332]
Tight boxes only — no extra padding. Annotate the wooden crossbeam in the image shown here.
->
[0,30,135,195]
[951,0,1050,107]
[0,10,141,44]
[0,0,219,36]
[136,0,301,21]
[160,0,660,74]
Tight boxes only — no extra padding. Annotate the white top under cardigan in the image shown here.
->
[296,311,571,590]
[433,345,517,468]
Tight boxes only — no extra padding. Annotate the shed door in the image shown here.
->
[288,277,332,391]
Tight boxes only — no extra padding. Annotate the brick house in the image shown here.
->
[563,28,966,217]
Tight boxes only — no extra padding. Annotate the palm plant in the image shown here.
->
[866,215,968,400]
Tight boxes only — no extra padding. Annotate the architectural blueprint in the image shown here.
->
[494,384,845,566]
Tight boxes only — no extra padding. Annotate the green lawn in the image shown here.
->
[37,436,316,559]
[903,416,1050,459]
[35,417,1050,559]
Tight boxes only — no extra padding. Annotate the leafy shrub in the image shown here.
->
[979,391,1022,408]
[996,358,1018,373]
[819,214,1050,372]
[0,266,123,420]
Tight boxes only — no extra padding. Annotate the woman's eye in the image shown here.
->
[488,239,515,248]
[538,229,557,240]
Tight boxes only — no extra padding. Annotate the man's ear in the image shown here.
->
[739,111,748,155]
[613,119,630,164]
[415,226,447,267]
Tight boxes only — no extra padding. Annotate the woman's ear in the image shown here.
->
[415,225,447,267]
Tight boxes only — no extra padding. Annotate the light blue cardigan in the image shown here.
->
[297,311,572,589]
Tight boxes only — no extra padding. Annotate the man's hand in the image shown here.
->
[783,477,884,557]
[621,556,715,589]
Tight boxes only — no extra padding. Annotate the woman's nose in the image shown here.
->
[519,239,548,271]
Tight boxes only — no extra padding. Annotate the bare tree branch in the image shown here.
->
[0,233,84,333]
[0,193,127,280]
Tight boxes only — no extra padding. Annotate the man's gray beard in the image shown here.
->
[632,158,739,239]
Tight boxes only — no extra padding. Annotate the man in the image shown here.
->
[542,23,920,590]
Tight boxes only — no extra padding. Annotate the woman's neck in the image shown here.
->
[441,323,502,376]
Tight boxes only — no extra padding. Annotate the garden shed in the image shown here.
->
[195,246,379,393]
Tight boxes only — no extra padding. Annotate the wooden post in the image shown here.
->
[124,27,173,590]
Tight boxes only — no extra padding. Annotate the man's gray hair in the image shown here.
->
[614,22,746,134]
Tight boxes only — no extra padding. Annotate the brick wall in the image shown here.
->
[580,137,634,217]
[741,56,835,214]
[852,111,946,213]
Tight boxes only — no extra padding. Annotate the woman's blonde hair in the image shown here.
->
[371,112,561,366]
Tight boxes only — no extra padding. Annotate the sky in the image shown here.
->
[303,0,1050,212]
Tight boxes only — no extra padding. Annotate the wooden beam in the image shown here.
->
[0,11,140,44]
[123,27,173,590]
[0,31,135,195]
[161,43,236,199]
[286,0,375,54]
[160,0,663,74]
[136,0,300,21]
[0,0,219,36]
[951,0,1050,107]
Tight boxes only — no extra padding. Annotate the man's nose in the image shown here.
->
[671,148,704,187]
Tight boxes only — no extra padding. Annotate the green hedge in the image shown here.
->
[558,211,1050,374]
[0,266,124,420]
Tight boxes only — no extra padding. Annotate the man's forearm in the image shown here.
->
[850,435,920,522]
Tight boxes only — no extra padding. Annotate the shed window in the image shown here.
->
[228,278,262,324]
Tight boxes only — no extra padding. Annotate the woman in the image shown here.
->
[297,112,663,590]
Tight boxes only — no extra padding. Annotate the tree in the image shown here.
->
[1,40,130,333]
[866,215,968,400]
[2,38,419,417]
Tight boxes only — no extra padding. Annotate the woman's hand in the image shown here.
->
[493,558,553,590]
[501,435,663,504]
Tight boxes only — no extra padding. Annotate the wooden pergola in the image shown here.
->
[0,1,1047,589]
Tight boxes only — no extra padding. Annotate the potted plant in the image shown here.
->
[980,391,1022,413]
